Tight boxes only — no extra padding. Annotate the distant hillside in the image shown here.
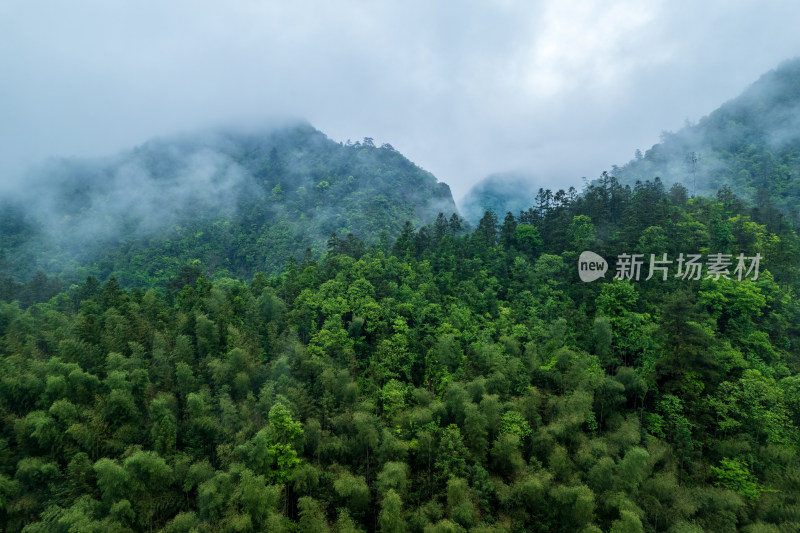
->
[615,57,800,218]
[459,172,541,224]
[0,122,457,287]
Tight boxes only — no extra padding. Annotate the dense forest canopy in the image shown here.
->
[2,169,800,531]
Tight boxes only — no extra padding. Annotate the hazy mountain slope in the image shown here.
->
[459,172,541,224]
[614,57,800,216]
[0,121,457,286]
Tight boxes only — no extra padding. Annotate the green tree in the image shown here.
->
[379,489,406,533]
[298,496,330,533]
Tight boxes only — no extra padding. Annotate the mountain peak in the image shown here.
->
[1,123,457,284]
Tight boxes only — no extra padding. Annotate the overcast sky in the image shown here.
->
[2,0,799,204]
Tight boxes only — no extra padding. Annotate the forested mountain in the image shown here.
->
[4,60,800,532]
[0,122,456,289]
[2,172,800,531]
[459,173,542,225]
[614,58,800,219]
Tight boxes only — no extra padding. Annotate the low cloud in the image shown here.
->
[2,1,800,203]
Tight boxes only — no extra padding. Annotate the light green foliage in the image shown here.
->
[709,369,794,445]
[610,510,644,533]
[268,402,303,444]
[335,508,365,533]
[379,489,407,533]
[377,461,409,498]
[93,458,130,504]
[298,496,330,533]
[436,425,470,482]
[382,379,407,423]
[616,447,650,494]
[423,519,465,533]
[710,458,765,500]
[238,468,279,525]
[334,471,370,516]
[446,477,475,529]
[597,281,638,317]
[238,402,304,485]
[550,484,596,531]
[499,410,532,439]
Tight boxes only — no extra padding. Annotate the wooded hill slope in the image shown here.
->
[2,176,800,532]
[0,122,457,289]
[614,58,800,221]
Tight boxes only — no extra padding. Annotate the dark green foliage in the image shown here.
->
[2,124,800,531]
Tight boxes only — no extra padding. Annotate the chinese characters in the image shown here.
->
[612,252,761,281]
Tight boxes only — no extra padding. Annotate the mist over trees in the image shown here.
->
[614,58,800,222]
[0,121,456,288]
[459,173,542,226]
[466,59,800,231]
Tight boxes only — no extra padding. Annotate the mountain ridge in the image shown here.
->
[613,57,800,218]
[0,121,458,288]
[460,58,800,223]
